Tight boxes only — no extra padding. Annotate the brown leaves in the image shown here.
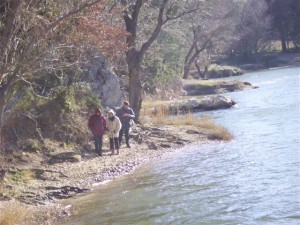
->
[68,2,128,60]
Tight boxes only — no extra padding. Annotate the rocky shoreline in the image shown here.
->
[3,125,215,205]
[0,123,219,224]
[0,78,254,224]
[0,78,253,223]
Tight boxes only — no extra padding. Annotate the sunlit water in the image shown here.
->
[63,67,300,225]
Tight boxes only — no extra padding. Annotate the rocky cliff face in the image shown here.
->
[84,55,124,108]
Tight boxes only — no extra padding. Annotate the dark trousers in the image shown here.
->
[119,128,129,146]
[94,135,103,156]
[109,137,119,150]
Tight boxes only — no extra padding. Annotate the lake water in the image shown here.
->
[63,67,300,225]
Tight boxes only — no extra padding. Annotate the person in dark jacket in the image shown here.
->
[116,101,135,148]
[88,108,107,156]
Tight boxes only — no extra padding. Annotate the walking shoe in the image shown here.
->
[126,144,131,148]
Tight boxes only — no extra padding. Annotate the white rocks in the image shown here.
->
[84,55,124,108]
[198,95,235,110]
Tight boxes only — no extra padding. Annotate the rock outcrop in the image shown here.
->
[84,55,124,108]
[167,95,236,114]
[183,80,253,96]
[150,95,236,115]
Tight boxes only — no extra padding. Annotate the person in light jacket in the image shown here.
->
[107,109,122,155]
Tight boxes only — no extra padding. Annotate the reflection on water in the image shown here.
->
[63,67,300,225]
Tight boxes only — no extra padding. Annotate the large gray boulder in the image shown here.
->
[167,95,236,114]
[84,55,124,108]
[198,95,235,110]
[183,80,253,96]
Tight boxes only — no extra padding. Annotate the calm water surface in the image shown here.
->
[63,67,300,225]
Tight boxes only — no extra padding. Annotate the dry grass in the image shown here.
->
[141,103,233,141]
[205,125,233,141]
[1,169,35,199]
[19,169,36,183]
[5,169,35,184]
[0,201,64,225]
[0,202,32,225]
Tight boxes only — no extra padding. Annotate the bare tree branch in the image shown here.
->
[139,0,169,58]
[47,0,105,32]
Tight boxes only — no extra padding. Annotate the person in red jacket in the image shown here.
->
[88,108,107,156]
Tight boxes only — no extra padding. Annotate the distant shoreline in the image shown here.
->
[236,52,300,73]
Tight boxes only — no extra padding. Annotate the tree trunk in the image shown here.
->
[128,67,143,122]
[183,64,191,79]
[125,46,143,122]
[182,44,196,80]
[0,76,16,149]
[0,88,6,149]
[280,28,288,52]
[281,38,287,52]
[195,60,207,80]
[183,48,203,79]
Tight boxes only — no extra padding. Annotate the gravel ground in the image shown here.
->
[1,124,216,224]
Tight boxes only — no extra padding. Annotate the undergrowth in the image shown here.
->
[3,83,101,150]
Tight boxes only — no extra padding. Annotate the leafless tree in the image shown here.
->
[182,0,232,79]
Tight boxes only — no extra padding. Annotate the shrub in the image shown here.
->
[19,169,36,183]
[5,170,35,184]
[2,83,99,149]
[208,64,243,78]
[85,94,101,109]
[142,58,183,99]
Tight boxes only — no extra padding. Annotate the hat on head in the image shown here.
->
[107,109,115,115]
[123,101,129,106]
[95,107,101,114]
